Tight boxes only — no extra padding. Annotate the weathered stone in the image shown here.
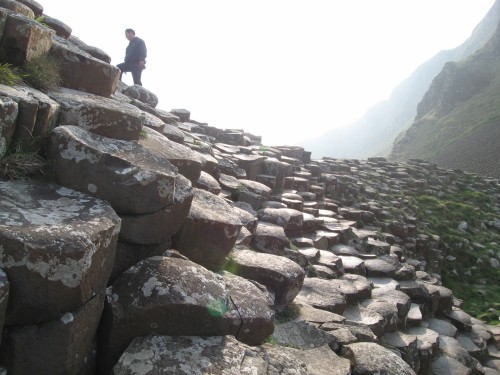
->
[221,272,275,346]
[112,335,309,375]
[110,241,171,284]
[261,157,293,189]
[0,269,8,344]
[382,331,420,371]
[50,36,119,97]
[49,125,181,215]
[296,302,346,325]
[49,88,143,141]
[438,335,481,371]
[233,153,265,180]
[173,188,242,270]
[338,255,366,275]
[16,0,43,17]
[251,222,289,255]
[141,111,165,133]
[99,256,273,373]
[431,356,472,375]
[257,207,304,233]
[195,170,221,195]
[369,277,400,290]
[445,307,473,332]
[290,344,351,375]
[426,318,458,337]
[237,179,272,209]
[371,287,411,321]
[0,179,119,324]
[331,244,359,256]
[343,304,386,338]
[340,273,372,300]
[322,322,377,343]
[422,282,454,314]
[0,95,18,158]
[405,326,439,373]
[0,84,59,145]
[0,292,104,375]
[41,14,71,39]
[122,85,158,108]
[315,250,344,277]
[232,205,258,234]
[78,44,112,63]
[140,127,204,184]
[272,320,337,349]
[295,278,347,314]
[407,303,423,325]
[0,10,52,66]
[341,342,416,375]
[227,248,305,306]
[364,258,397,278]
[361,298,400,333]
[118,174,193,245]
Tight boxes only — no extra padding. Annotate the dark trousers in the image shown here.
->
[117,61,143,86]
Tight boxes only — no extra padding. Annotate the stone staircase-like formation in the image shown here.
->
[1,1,500,374]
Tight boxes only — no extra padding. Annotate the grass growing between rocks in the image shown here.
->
[0,62,25,86]
[406,189,500,325]
[0,142,47,180]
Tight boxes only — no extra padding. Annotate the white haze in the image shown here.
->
[40,0,495,146]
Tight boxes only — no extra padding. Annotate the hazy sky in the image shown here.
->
[40,0,495,146]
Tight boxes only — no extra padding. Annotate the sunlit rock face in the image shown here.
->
[0,179,120,325]
[98,256,274,374]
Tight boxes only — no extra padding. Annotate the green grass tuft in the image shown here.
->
[0,63,26,86]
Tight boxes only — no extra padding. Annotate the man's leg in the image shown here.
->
[117,62,132,81]
[131,68,142,86]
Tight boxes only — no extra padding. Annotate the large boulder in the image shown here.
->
[122,85,158,108]
[173,188,242,270]
[98,256,274,374]
[0,10,52,65]
[251,222,290,255]
[257,207,304,234]
[0,0,34,17]
[112,335,311,375]
[0,179,120,325]
[341,342,416,375]
[49,125,184,215]
[227,248,305,306]
[0,292,104,375]
[48,88,143,141]
[49,36,120,97]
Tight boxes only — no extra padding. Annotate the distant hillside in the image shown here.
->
[390,20,500,178]
[299,0,500,159]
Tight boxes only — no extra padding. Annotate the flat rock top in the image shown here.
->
[189,188,241,225]
[0,179,119,235]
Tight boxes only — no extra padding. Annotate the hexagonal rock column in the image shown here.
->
[122,85,159,107]
[139,127,204,184]
[0,179,120,325]
[48,88,144,141]
[295,278,347,315]
[0,84,59,146]
[112,335,311,375]
[226,248,305,307]
[48,125,181,215]
[98,256,274,374]
[251,222,290,255]
[50,36,120,97]
[341,342,416,375]
[0,292,105,375]
[257,207,304,236]
[0,11,52,65]
[118,174,193,245]
[173,188,242,270]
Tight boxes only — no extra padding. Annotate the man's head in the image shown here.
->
[125,28,135,41]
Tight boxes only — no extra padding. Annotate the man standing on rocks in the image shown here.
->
[117,28,147,86]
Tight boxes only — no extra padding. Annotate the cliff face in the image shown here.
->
[390,20,500,178]
[299,0,500,160]
[1,1,500,375]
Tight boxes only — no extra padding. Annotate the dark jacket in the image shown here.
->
[125,37,147,62]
